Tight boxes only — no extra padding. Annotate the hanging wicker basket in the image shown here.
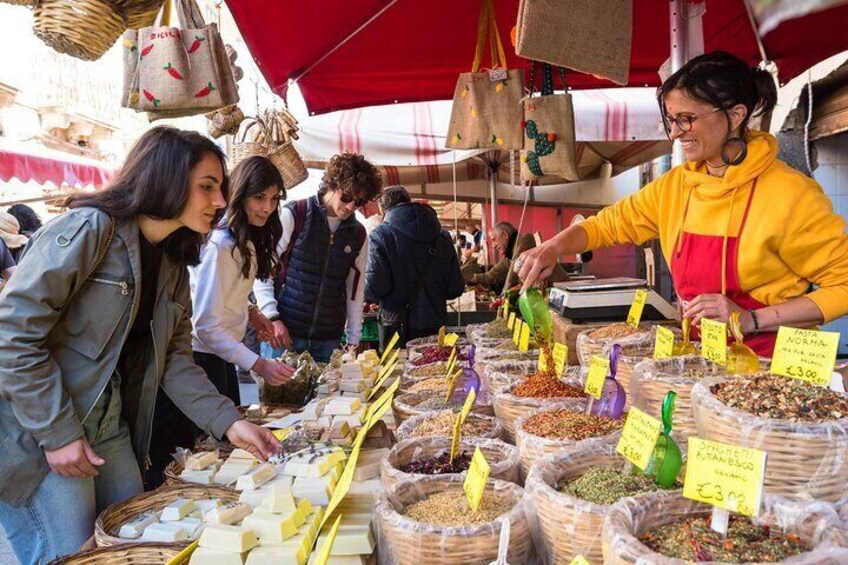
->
[47,543,181,564]
[1,0,35,6]
[34,0,128,61]
[122,0,165,28]
[229,118,269,169]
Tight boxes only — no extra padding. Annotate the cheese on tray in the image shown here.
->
[199,523,258,553]
[259,486,297,514]
[246,545,306,565]
[185,450,219,471]
[118,510,159,539]
[242,510,298,542]
[141,522,188,543]
[235,463,277,491]
[204,502,252,525]
[161,498,195,521]
[189,547,248,565]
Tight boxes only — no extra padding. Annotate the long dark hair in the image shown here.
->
[68,126,228,265]
[658,51,778,137]
[7,204,42,235]
[226,156,284,281]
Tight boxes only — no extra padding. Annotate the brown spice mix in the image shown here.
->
[512,372,586,399]
[712,374,848,422]
[402,491,514,526]
[522,409,624,440]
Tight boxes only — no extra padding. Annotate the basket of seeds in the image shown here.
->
[526,443,682,564]
[475,339,541,365]
[467,319,515,346]
[482,359,540,392]
[381,437,520,493]
[393,389,494,425]
[396,410,503,442]
[631,355,770,442]
[602,490,848,564]
[691,375,848,502]
[515,403,625,477]
[493,367,588,443]
[375,475,533,564]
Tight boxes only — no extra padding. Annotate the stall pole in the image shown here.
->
[670,0,689,166]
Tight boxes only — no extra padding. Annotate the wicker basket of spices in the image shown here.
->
[396,410,503,442]
[375,475,533,564]
[393,390,493,425]
[381,437,520,493]
[692,375,848,502]
[47,543,182,564]
[482,359,538,392]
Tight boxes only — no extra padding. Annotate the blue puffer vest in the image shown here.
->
[276,196,365,340]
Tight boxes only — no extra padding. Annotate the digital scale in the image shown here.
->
[548,277,678,322]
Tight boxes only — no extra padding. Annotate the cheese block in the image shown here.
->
[118,510,159,539]
[324,397,362,416]
[204,502,252,525]
[353,448,388,482]
[181,469,216,485]
[242,510,298,542]
[316,524,374,556]
[283,454,330,478]
[245,404,264,419]
[185,450,220,471]
[194,499,223,516]
[327,420,351,439]
[301,402,324,421]
[165,517,204,539]
[235,463,277,491]
[297,499,314,519]
[292,476,334,506]
[190,547,248,565]
[259,486,297,514]
[141,522,188,543]
[338,380,366,393]
[161,498,195,521]
[238,489,267,508]
[255,539,307,565]
[199,523,258,553]
[317,382,339,395]
[307,555,367,565]
[245,546,305,565]
[332,411,364,429]
[229,448,260,461]
[340,362,364,376]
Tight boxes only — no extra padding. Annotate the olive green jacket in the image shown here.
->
[473,233,567,291]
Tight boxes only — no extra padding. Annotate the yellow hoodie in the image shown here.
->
[581,131,848,323]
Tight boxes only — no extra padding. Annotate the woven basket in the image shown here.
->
[381,437,520,493]
[375,475,532,565]
[396,410,503,442]
[575,323,677,366]
[482,359,538,391]
[631,355,770,442]
[34,0,127,61]
[47,543,182,564]
[122,0,165,28]
[229,118,269,169]
[95,484,239,547]
[393,390,494,425]
[1,0,34,6]
[691,378,848,502]
[602,491,848,564]
[492,367,587,443]
[267,141,308,190]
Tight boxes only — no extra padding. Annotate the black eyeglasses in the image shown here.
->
[338,190,370,207]
[663,107,722,134]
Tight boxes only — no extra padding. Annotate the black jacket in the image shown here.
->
[365,202,464,334]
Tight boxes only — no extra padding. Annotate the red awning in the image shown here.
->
[226,0,848,115]
[0,144,114,187]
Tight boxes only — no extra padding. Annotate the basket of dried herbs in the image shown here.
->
[392,390,494,425]
[396,410,503,442]
[375,475,532,565]
[381,437,520,493]
[602,491,848,564]
[692,375,848,502]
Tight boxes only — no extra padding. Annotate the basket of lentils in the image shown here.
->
[392,389,493,425]
[602,490,848,564]
[380,437,520,493]
[525,443,682,564]
[375,475,533,565]
[396,410,503,442]
[692,375,848,502]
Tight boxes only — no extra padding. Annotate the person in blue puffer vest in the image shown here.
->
[252,153,382,362]
[365,186,465,350]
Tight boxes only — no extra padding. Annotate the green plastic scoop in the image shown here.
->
[645,391,682,488]
[518,287,552,342]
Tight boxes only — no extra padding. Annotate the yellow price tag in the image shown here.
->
[770,327,840,386]
[444,332,459,347]
[626,288,648,328]
[320,439,363,530]
[538,348,550,373]
[507,312,516,330]
[312,514,342,565]
[164,540,198,565]
[272,427,293,441]
[518,322,531,352]
[363,377,400,425]
[450,388,477,462]
[367,354,399,400]
[553,343,568,376]
[380,332,400,364]
[438,326,446,347]
[512,317,522,345]
[700,318,727,366]
[570,556,591,565]
[445,347,458,375]
[463,447,491,511]
[654,325,676,360]
[444,367,464,403]
[683,437,767,517]
[584,356,609,399]
[503,299,510,319]
[616,407,662,471]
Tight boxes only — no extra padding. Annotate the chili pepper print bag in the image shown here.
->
[445,0,524,150]
[520,63,578,182]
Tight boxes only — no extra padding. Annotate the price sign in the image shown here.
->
[497,305,504,319]
[444,367,464,403]
[512,317,522,345]
[271,427,293,441]
[584,356,609,399]
[463,447,491,511]
[165,540,199,564]
[450,388,477,462]
[683,437,767,517]
[553,343,568,376]
[444,332,460,347]
[700,318,727,366]
[518,322,531,352]
[770,327,840,386]
[312,514,342,565]
[570,557,591,565]
[320,428,367,530]
[503,299,510,319]
[363,377,400,424]
[507,312,516,330]
[538,348,550,373]
[438,326,446,347]
[445,347,458,375]
[626,288,648,328]
[380,332,400,364]
[654,326,676,360]
[616,407,663,471]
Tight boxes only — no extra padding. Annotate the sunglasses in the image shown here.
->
[337,190,370,207]
[663,107,722,134]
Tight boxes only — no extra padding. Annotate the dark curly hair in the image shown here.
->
[317,152,382,204]
[7,204,42,235]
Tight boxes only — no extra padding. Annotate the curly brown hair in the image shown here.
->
[317,152,382,204]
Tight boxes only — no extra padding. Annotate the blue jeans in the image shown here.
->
[0,374,143,565]
[260,336,341,364]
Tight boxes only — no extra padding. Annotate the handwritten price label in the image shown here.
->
[312,514,342,565]
[584,356,609,399]
[683,437,767,517]
[438,326,446,347]
[503,300,510,319]
[700,318,727,366]
[616,407,662,471]
[654,325,675,360]
[519,322,531,352]
[445,347,458,376]
[450,388,477,462]
[513,316,522,345]
[380,332,400,364]
[627,288,648,328]
[444,367,464,403]
[507,312,516,330]
[770,327,840,386]
[570,556,591,565]
[444,332,460,347]
[463,447,491,511]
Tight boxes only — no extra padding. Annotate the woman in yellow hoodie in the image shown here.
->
[515,51,848,357]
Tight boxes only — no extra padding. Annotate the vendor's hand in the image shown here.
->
[684,294,752,333]
[251,358,294,386]
[45,437,105,478]
[514,243,559,292]
[249,307,274,342]
[225,420,279,461]
[269,320,292,350]
[346,343,361,356]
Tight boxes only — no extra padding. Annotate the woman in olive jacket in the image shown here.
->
[0,127,279,565]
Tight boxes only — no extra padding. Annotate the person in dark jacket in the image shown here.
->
[365,186,464,349]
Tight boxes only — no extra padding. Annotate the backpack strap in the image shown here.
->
[274,198,308,295]
[349,224,368,299]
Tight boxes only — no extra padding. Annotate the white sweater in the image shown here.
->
[189,228,259,370]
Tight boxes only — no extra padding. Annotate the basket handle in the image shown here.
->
[175,0,206,29]
[236,117,268,144]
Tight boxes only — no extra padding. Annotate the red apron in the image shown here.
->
[670,180,777,356]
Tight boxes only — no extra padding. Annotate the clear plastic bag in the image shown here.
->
[381,437,520,493]
[375,475,533,565]
[575,323,677,366]
[482,359,540,393]
[396,410,504,442]
[603,490,848,564]
[392,389,494,426]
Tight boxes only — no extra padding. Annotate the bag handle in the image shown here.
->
[471,0,508,72]
[528,62,569,96]
[175,0,206,29]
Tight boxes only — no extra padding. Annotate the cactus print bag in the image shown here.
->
[520,63,578,182]
[445,0,524,151]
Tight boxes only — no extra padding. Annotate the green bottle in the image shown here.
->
[518,288,552,342]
